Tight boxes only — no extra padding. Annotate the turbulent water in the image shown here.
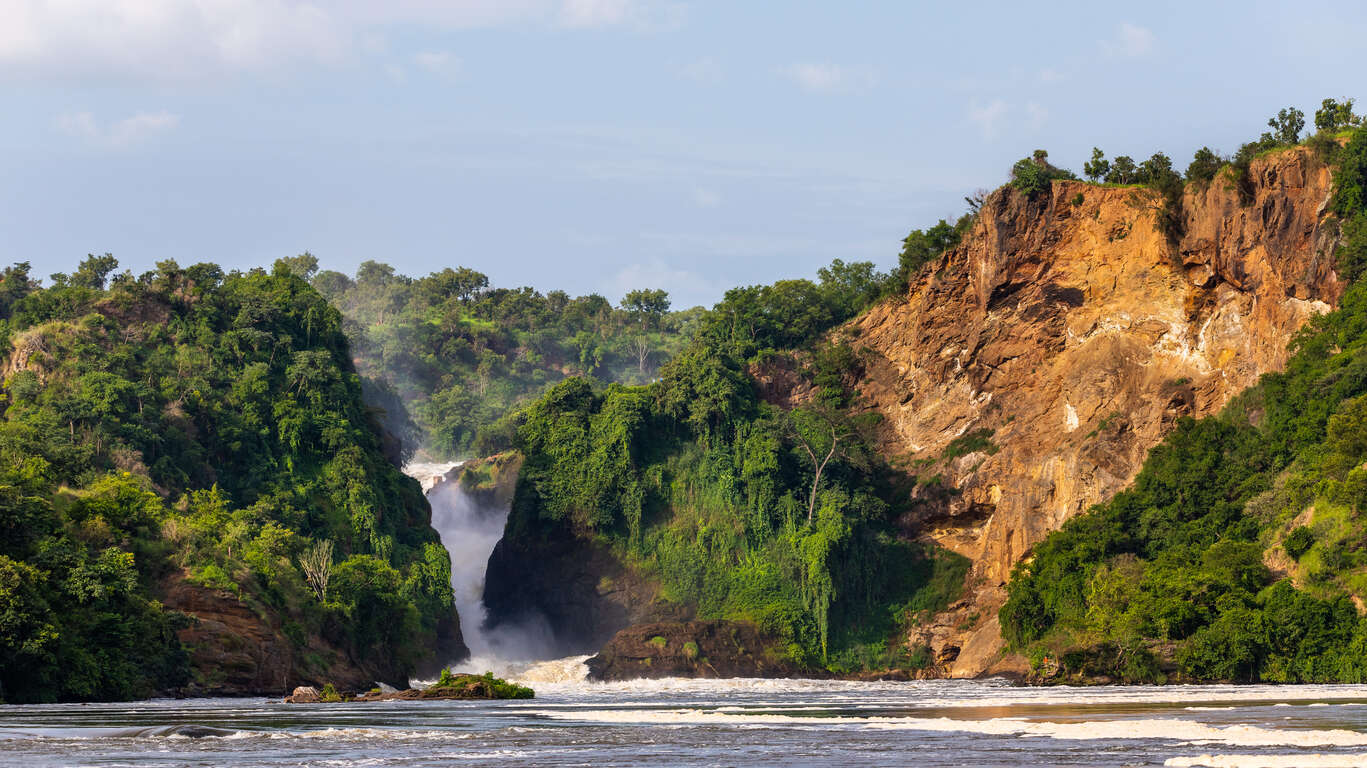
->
[6,669,1367,767]
[407,460,560,671]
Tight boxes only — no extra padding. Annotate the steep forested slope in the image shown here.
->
[483,262,968,672]
[0,259,460,703]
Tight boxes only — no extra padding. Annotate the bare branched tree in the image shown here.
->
[301,539,334,601]
[631,335,651,376]
[787,411,849,524]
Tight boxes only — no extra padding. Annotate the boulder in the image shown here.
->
[284,685,321,703]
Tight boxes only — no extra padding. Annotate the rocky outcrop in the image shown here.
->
[483,520,685,653]
[162,572,465,695]
[586,620,812,681]
[851,147,1342,675]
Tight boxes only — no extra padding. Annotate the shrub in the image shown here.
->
[1284,526,1315,560]
[1010,150,1077,196]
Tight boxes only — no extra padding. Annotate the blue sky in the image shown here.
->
[2,1,1363,308]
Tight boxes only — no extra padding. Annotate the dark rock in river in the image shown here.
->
[586,620,813,681]
[483,518,685,653]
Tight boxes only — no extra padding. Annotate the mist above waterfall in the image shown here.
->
[411,461,562,672]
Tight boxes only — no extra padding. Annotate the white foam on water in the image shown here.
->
[530,709,1367,747]
[404,460,562,668]
[1167,756,1367,768]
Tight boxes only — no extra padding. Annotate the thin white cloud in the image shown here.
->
[680,56,722,83]
[559,0,633,28]
[782,62,844,92]
[0,0,663,83]
[57,110,180,147]
[1104,22,1154,57]
[691,188,721,208]
[1026,101,1048,131]
[968,99,1008,140]
[414,50,460,78]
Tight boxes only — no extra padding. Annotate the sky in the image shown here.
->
[1,1,1364,309]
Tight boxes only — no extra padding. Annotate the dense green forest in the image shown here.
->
[1001,105,1367,683]
[293,256,697,458]
[502,257,968,670]
[0,259,455,703]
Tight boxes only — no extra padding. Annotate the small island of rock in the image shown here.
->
[284,669,533,703]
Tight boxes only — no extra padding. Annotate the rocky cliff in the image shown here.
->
[161,573,467,695]
[851,147,1343,675]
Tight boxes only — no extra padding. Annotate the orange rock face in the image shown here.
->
[851,147,1343,675]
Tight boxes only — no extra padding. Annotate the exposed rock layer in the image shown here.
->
[850,147,1342,675]
[163,571,466,695]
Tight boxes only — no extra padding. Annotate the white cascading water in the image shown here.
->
[405,461,587,684]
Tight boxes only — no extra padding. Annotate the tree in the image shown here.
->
[1267,107,1306,145]
[355,260,397,287]
[450,267,489,303]
[622,289,670,329]
[1010,149,1076,196]
[0,262,36,320]
[1315,98,1360,133]
[1084,147,1110,182]
[300,539,334,601]
[630,335,652,376]
[817,258,882,317]
[787,409,852,524]
[1135,152,1177,185]
[1106,156,1138,184]
[71,254,119,290]
[276,253,319,281]
[1186,147,1224,185]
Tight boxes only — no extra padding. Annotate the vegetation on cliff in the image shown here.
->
[0,259,455,703]
[504,259,967,671]
[1000,116,1367,683]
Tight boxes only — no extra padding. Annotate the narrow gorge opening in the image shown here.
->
[406,461,587,682]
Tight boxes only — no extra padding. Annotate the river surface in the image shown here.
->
[6,661,1367,768]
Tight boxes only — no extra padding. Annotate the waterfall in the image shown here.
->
[406,461,565,678]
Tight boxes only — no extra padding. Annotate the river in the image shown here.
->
[5,666,1367,767]
[6,468,1364,766]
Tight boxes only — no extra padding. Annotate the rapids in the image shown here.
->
[6,680,1367,766]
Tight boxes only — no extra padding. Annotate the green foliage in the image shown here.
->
[430,668,533,699]
[1332,126,1367,281]
[1106,156,1138,184]
[1267,107,1306,145]
[508,267,967,667]
[1284,526,1315,560]
[887,217,972,296]
[942,429,998,461]
[1010,150,1077,196]
[1186,147,1225,186]
[0,258,452,702]
[316,261,694,458]
[1083,147,1110,182]
[1316,98,1361,134]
